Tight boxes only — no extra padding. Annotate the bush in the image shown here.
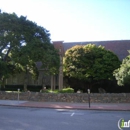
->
[59,88,74,93]
[27,85,42,92]
[1,85,24,91]
[40,89,50,93]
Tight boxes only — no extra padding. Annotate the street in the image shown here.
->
[0,106,130,130]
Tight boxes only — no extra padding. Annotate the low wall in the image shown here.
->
[0,92,130,103]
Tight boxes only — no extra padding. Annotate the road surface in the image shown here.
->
[0,106,130,130]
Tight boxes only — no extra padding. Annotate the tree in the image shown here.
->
[113,51,130,86]
[63,44,121,90]
[0,11,60,89]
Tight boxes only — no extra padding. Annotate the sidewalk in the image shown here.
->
[0,100,130,111]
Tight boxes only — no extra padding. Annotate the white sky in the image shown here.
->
[0,0,130,42]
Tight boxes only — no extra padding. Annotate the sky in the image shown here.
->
[0,0,130,42]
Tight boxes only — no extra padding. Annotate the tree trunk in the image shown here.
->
[42,76,46,89]
[51,75,55,91]
[24,67,28,91]
[0,76,5,90]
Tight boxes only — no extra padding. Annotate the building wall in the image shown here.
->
[5,40,130,87]
[6,71,54,87]
[53,41,64,89]
[63,40,130,61]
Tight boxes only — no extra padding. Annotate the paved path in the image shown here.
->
[0,100,130,111]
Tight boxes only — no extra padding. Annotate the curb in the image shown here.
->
[0,104,130,111]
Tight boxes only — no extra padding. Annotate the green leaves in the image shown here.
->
[64,44,121,83]
[113,52,130,86]
[0,11,60,81]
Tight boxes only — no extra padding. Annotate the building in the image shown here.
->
[5,40,130,90]
[62,40,130,61]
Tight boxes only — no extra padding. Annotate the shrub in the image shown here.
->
[59,88,74,93]
[1,85,24,91]
[27,85,42,92]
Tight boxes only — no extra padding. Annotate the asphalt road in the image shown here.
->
[0,106,130,130]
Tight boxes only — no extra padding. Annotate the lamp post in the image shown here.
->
[88,89,90,108]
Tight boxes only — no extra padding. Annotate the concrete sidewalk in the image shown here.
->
[0,100,130,111]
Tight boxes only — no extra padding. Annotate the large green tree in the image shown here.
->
[0,11,60,89]
[63,44,121,89]
[113,51,130,86]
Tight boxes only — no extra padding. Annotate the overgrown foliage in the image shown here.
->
[58,87,74,93]
[0,11,60,86]
[63,44,121,89]
[113,51,130,86]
